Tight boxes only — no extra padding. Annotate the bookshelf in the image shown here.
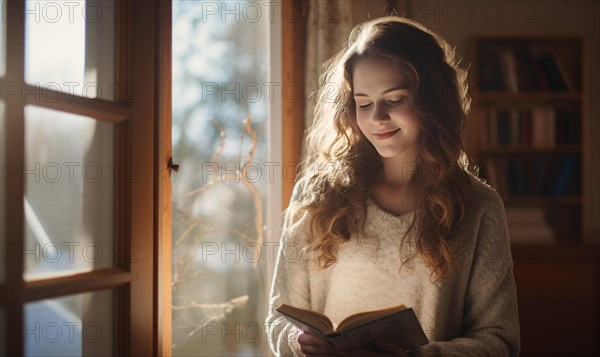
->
[467,36,587,245]
[468,36,599,357]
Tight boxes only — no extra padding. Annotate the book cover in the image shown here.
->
[506,207,555,244]
[547,108,556,147]
[519,109,531,146]
[523,109,532,147]
[551,155,578,197]
[276,304,429,351]
[533,59,550,91]
[532,107,549,148]
[538,54,569,91]
[488,109,498,146]
[509,109,520,146]
[514,49,541,91]
[556,110,581,145]
[505,206,547,223]
[499,49,519,92]
[507,159,528,196]
[497,110,511,146]
[555,110,568,146]
[551,53,575,92]
[478,49,504,90]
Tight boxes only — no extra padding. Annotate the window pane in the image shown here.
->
[24,105,114,280]
[25,289,113,356]
[172,1,271,355]
[24,0,115,101]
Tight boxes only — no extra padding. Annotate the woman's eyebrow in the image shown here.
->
[353,86,411,97]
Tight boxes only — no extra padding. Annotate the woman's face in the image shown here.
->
[352,58,420,161]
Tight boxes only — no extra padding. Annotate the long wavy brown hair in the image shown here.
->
[284,16,479,280]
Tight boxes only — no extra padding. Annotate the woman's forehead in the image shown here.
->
[352,59,413,94]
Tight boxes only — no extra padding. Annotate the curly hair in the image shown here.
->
[284,16,478,280]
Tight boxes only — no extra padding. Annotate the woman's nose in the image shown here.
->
[371,105,390,123]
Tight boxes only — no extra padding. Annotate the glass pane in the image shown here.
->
[25,289,113,356]
[172,1,271,355]
[24,0,115,101]
[24,105,114,280]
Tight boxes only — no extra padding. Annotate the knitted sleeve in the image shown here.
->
[265,184,311,357]
[414,189,521,357]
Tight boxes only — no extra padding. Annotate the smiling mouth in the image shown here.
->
[372,128,401,139]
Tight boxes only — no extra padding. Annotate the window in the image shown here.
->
[171,1,282,355]
[0,1,167,355]
[1,1,295,355]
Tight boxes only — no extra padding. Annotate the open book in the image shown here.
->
[276,304,429,350]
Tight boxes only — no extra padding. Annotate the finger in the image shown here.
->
[297,331,328,346]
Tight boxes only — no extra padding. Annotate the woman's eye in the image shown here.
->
[358,103,372,109]
[388,97,407,105]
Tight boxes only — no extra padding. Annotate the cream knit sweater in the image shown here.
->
[265,175,520,357]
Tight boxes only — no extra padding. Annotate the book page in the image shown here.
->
[276,304,334,335]
[336,305,407,332]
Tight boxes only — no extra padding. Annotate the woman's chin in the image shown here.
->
[374,148,401,158]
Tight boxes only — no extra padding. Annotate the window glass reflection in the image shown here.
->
[24,0,115,101]
[24,105,114,280]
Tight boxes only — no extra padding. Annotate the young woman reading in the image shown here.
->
[265,16,520,357]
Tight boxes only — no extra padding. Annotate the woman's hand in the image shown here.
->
[341,337,411,357]
[297,330,344,356]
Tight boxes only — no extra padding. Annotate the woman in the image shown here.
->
[265,16,520,357]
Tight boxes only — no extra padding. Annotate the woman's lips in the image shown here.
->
[372,128,401,140]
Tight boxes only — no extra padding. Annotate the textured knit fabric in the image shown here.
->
[265,174,521,357]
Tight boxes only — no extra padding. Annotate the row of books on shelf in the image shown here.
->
[478,48,577,92]
[482,155,581,198]
[484,108,580,147]
[505,206,555,244]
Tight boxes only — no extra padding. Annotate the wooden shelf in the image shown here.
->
[470,34,595,357]
[480,145,581,154]
[503,195,582,206]
[473,90,582,103]
[469,35,586,244]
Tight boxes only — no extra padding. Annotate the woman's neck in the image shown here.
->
[369,169,417,216]
[379,150,419,187]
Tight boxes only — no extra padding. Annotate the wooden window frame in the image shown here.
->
[1,0,304,354]
[281,0,306,208]
[0,0,171,355]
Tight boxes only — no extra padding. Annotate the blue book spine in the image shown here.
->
[552,156,577,197]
